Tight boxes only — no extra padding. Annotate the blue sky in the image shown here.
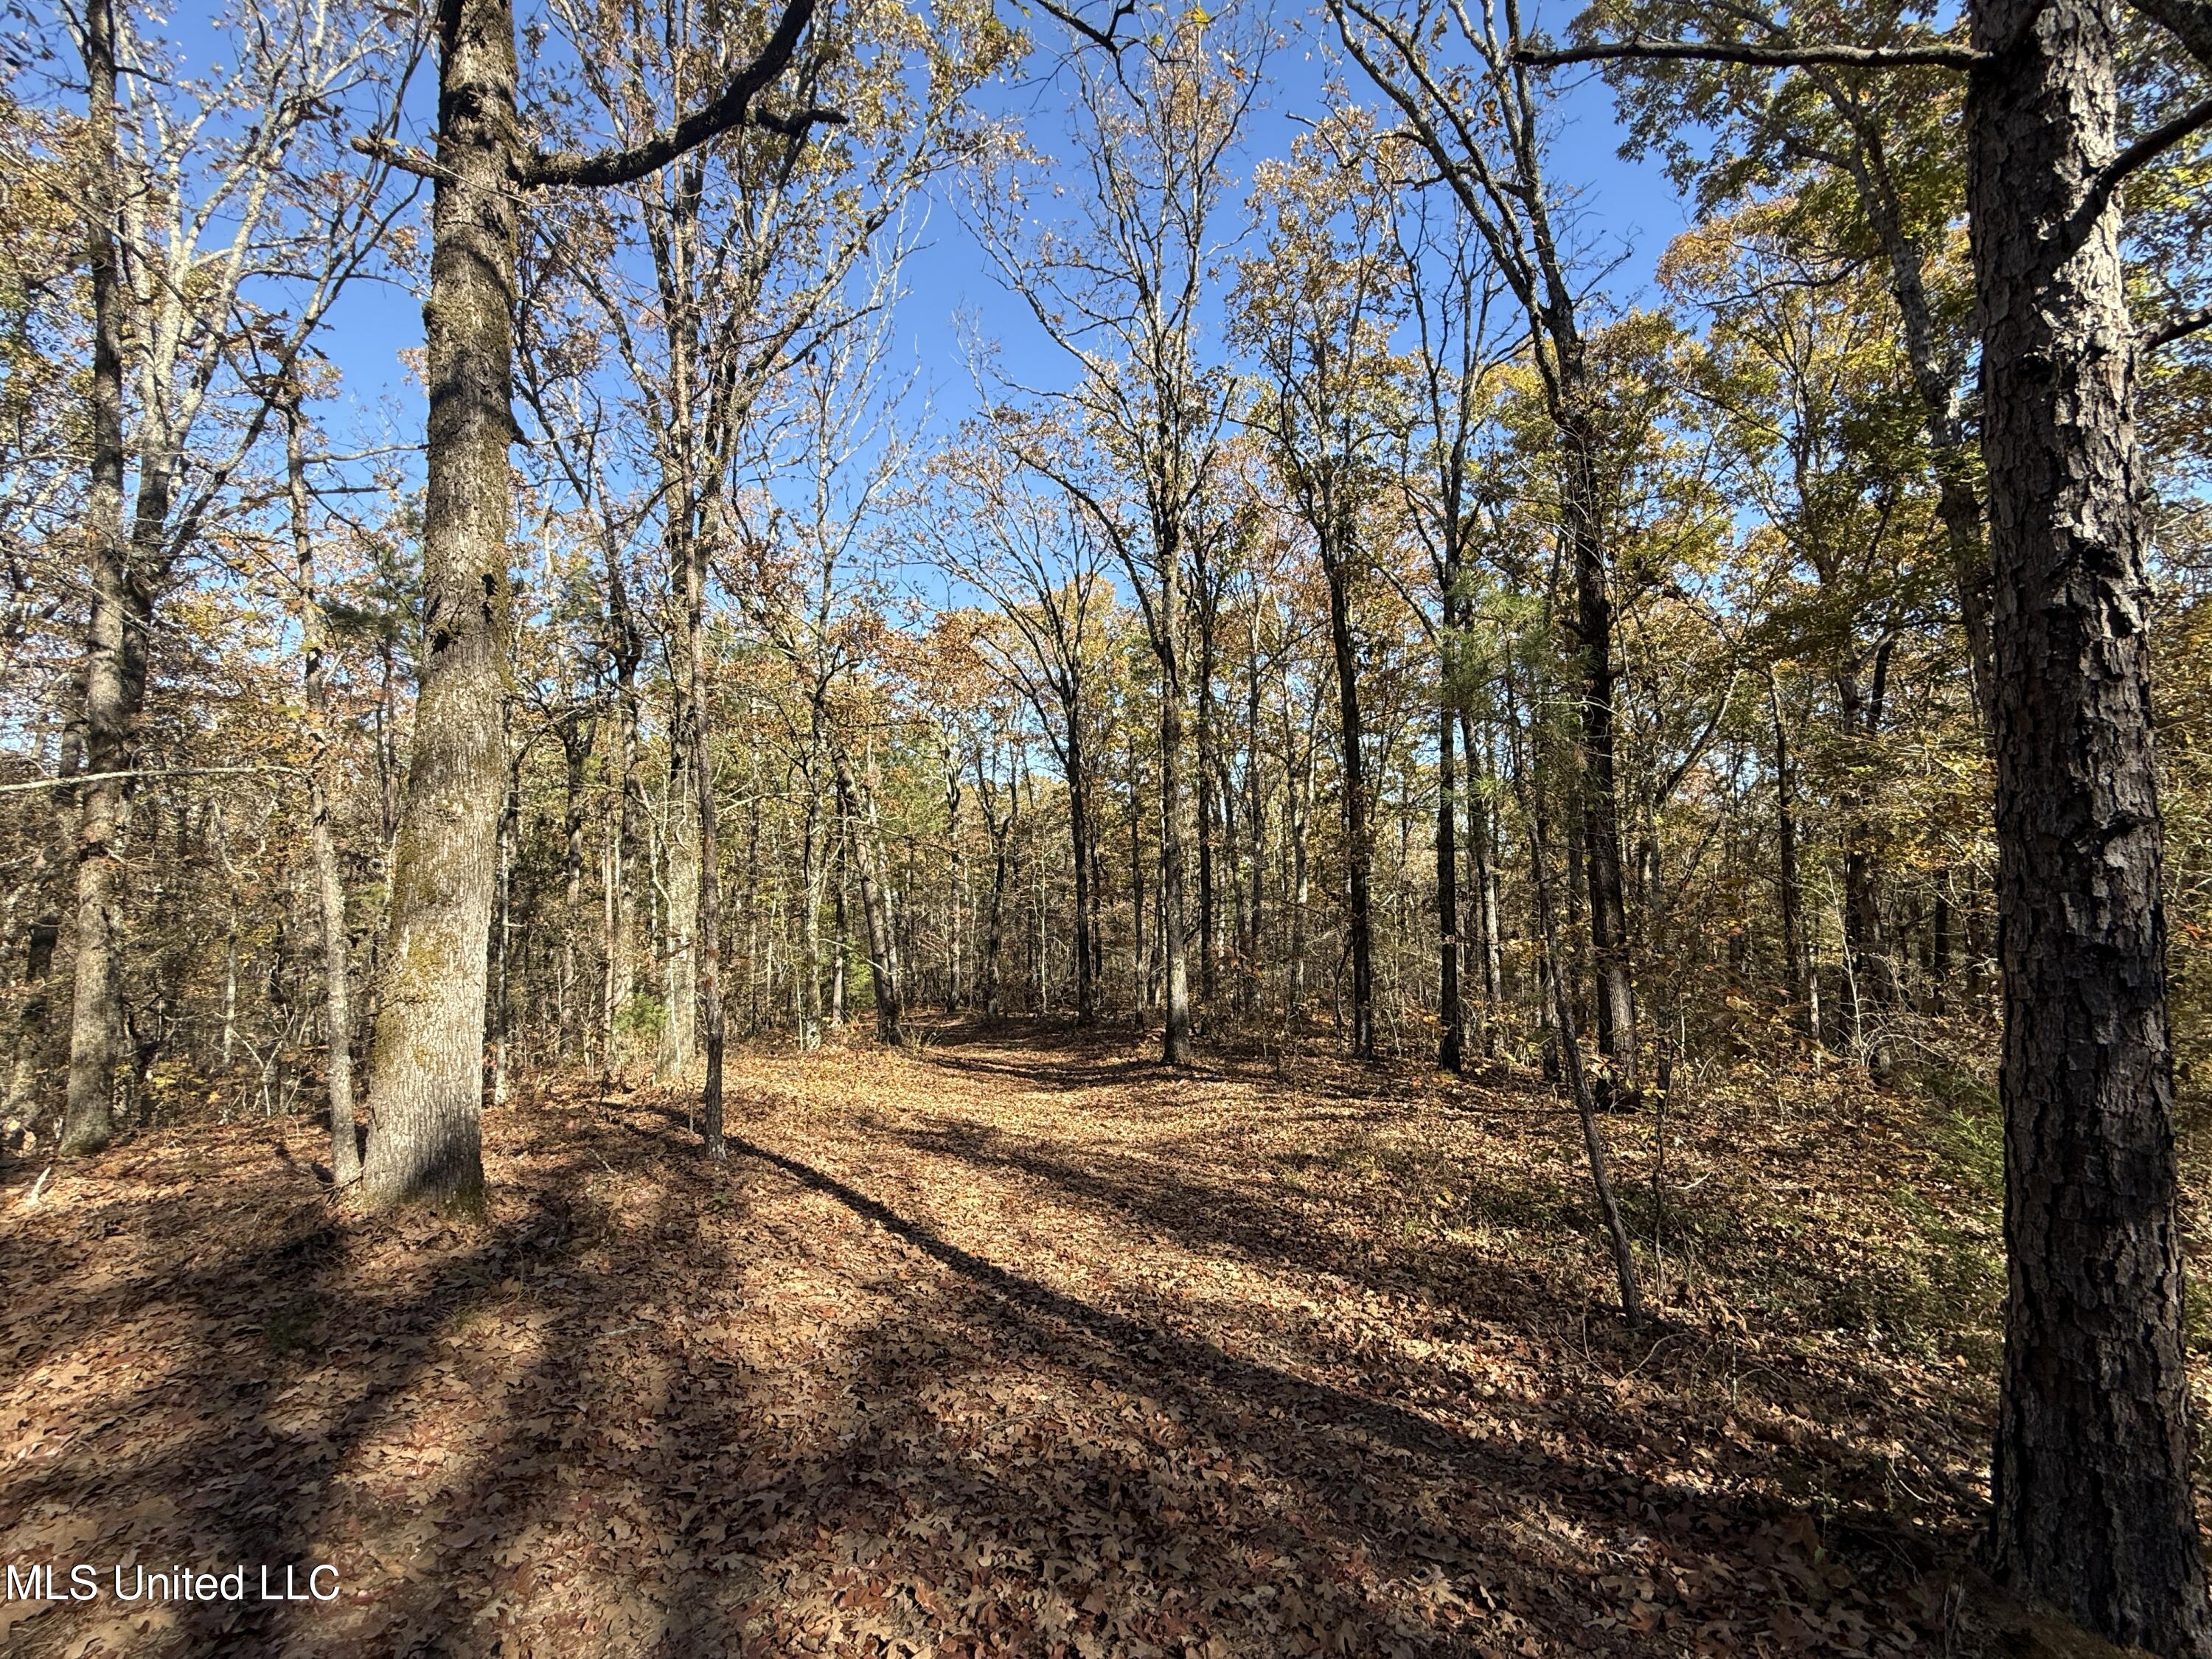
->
[296,1,1690,467]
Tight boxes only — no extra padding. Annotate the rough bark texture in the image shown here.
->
[1969,0,2212,1646]
[60,0,127,1156]
[358,0,521,1212]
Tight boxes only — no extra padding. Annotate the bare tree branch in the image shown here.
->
[2128,0,2212,71]
[1514,35,1985,69]
[521,1,843,190]
[2142,300,2212,352]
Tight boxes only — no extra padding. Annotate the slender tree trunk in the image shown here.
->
[1970,0,2211,1645]
[834,746,903,1043]
[359,0,521,1213]
[1127,771,1147,1025]
[491,776,515,1110]
[1437,683,1463,1074]
[1769,670,1812,1037]
[1156,584,1193,1064]
[1244,635,1265,1021]
[1320,516,1374,1061]
[1521,717,1643,1328]
[1067,717,1097,1025]
[557,712,590,1060]
[1564,418,1637,1105]
[1197,587,1219,1013]
[686,540,725,1158]
[285,394,361,1187]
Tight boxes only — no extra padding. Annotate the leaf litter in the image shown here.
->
[0,1022,2035,1655]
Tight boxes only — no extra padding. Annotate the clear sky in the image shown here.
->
[296,1,1690,471]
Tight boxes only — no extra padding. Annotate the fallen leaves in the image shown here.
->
[0,1023,2037,1655]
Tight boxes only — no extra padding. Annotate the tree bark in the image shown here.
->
[1970,0,2212,1645]
[358,0,521,1212]
[60,0,128,1155]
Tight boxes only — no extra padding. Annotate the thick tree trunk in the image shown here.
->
[60,0,128,1156]
[1969,0,2212,1647]
[286,395,361,1188]
[358,0,521,1213]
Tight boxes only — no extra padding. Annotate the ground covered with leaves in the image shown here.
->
[0,1021,2066,1656]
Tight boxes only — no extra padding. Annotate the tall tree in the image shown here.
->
[1527,0,2212,1644]
[969,7,1264,1063]
[354,0,835,1209]
[58,0,420,1152]
[1332,0,1644,1103]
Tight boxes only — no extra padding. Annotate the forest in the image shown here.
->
[3,0,2211,1652]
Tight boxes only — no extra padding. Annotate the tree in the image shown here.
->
[354,0,838,1208]
[59,0,422,1153]
[1527,0,2212,1644]
[1235,108,1409,1062]
[1331,0,1645,1104]
[968,7,1265,1063]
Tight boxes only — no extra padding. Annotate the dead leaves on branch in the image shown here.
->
[0,1026,2025,1655]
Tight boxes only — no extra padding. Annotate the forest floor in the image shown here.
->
[0,1018,2132,1658]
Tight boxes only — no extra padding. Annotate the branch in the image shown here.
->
[1030,0,1139,52]
[349,133,448,181]
[522,1,844,190]
[2098,94,2212,195]
[2127,0,2212,72]
[2142,300,2212,352]
[1514,35,1986,69]
[0,765,301,796]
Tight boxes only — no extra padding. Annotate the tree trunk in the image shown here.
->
[1970,0,2211,1646]
[557,712,590,1061]
[834,746,903,1043]
[1320,517,1374,1061]
[1437,675,1462,1074]
[286,394,361,1188]
[686,540,726,1158]
[358,0,521,1213]
[1155,580,1194,1065]
[1564,417,1637,1105]
[1067,717,1097,1025]
[60,0,128,1156]
[1768,670,1812,1037]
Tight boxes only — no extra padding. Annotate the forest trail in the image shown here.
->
[1,1026,2003,1657]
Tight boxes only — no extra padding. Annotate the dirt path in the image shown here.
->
[0,1024,1987,1655]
